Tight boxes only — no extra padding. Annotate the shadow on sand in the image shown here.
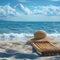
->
[0,48,60,59]
[0,52,39,59]
[0,52,60,60]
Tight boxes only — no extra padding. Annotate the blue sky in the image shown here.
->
[0,0,60,21]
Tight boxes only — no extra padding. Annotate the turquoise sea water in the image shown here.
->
[0,20,60,40]
[0,20,60,33]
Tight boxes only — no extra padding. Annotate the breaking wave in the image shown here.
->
[0,33,33,41]
[0,33,60,41]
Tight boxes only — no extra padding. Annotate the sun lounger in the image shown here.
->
[30,40,60,55]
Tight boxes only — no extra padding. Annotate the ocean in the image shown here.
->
[0,20,60,60]
[0,20,60,41]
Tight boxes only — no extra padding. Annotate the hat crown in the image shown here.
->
[34,30,46,39]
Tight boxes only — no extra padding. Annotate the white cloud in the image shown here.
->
[0,4,60,16]
[0,4,21,17]
[0,4,60,22]
[20,4,32,15]
[0,7,6,16]
[32,5,60,16]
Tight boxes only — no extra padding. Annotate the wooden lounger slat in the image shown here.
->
[30,40,60,55]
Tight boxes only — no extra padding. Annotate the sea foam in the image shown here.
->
[0,33,33,41]
[0,33,60,41]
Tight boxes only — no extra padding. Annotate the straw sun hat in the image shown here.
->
[34,30,46,39]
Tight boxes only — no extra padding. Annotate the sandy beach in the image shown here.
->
[0,40,60,60]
